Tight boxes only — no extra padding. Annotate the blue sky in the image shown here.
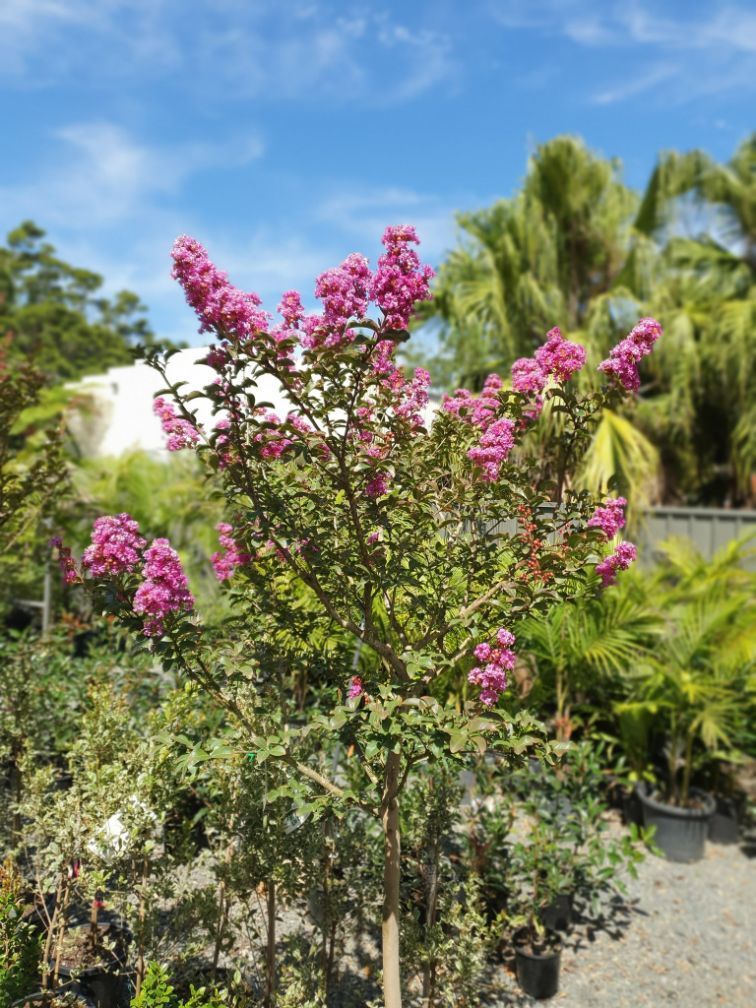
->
[1,0,754,345]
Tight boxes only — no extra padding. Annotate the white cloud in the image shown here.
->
[490,0,756,104]
[316,186,464,260]
[1,1,457,104]
[591,62,677,106]
[0,121,264,228]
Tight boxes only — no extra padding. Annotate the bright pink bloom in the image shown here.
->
[370,225,434,330]
[588,497,627,539]
[253,410,294,460]
[443,374,503,432]
[467,418,516,482]
[50,537,79,584]
[348,676,364,699]
[442,389,473,418]
[154,397,201,452]
[511,357,547,394]
[371,339,396,376]
[599,318,662,393]
[394,367,431,427]
[365,471,391,498]
[278,290,305,327]
[534,327,586,382]
[203,345,229,370]
[211,523,252,581]
[595,541,637,587]
[171,236,271,343]
[315,253,371,331]
[82,514,145,576]
[469,628,517,705]
[134,538,194,636]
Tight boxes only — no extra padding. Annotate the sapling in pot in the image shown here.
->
[506,820,564,1000]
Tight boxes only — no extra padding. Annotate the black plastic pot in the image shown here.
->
[515,943,561,999]
[637,782,715,863]
[539,892,573,932]
[52,924,131,1008]
[708,796,740,845]
[621,787,643,827]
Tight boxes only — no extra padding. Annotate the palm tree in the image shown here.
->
[519,589,659,741]
[635,134,755,271]
[420,135,755,507]
[424,136,637,386]
[633,135,756,504]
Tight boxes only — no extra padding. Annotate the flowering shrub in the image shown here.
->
[75,224,660,1007]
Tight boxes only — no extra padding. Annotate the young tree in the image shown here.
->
[76,225,659,1007]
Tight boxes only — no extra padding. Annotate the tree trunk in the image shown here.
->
[421,831,440,1006]
[264,878,276,1008]
[382,750,402,1008]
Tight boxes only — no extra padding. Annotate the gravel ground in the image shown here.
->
[487,835,756,1007]
[175,820,756,1007]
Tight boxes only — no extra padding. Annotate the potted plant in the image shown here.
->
[505,819,564,1000]
[619,581,750,862]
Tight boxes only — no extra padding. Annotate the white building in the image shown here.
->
[70,347,438,457]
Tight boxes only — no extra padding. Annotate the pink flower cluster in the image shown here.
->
[133,538,195,636]
[598,318,662,393]
[171,226,433,370]
[278,290,305,327]
[254,409,294,460]
[154,397,202,452]
[443,373,503,428]
[171,236,271,343]
[511,327,586,399]
[211,523,252,581]
[347,676,364,699]
[393,366,432,428]
[314,252,371,331]
[467,418,517,482]
[369,225,434,330]
[365,471,391,498]
[510,357,546,395]
[535,327,587,382]
[50,537,79,585]
[82,514,146,576]
[588,497,627,539]
[442,374,516,481]
[468,628,517,705]
[595,542,637,587]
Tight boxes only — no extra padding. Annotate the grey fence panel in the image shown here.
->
[639,507,756,565]
[483,506,755,566]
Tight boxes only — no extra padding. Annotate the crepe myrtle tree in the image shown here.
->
[67,225,660,1008]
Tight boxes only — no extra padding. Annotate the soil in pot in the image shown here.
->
[52,925,130,1008]
[12,986,96,1008]
[513,931,561,999]
[637,782,715,863]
